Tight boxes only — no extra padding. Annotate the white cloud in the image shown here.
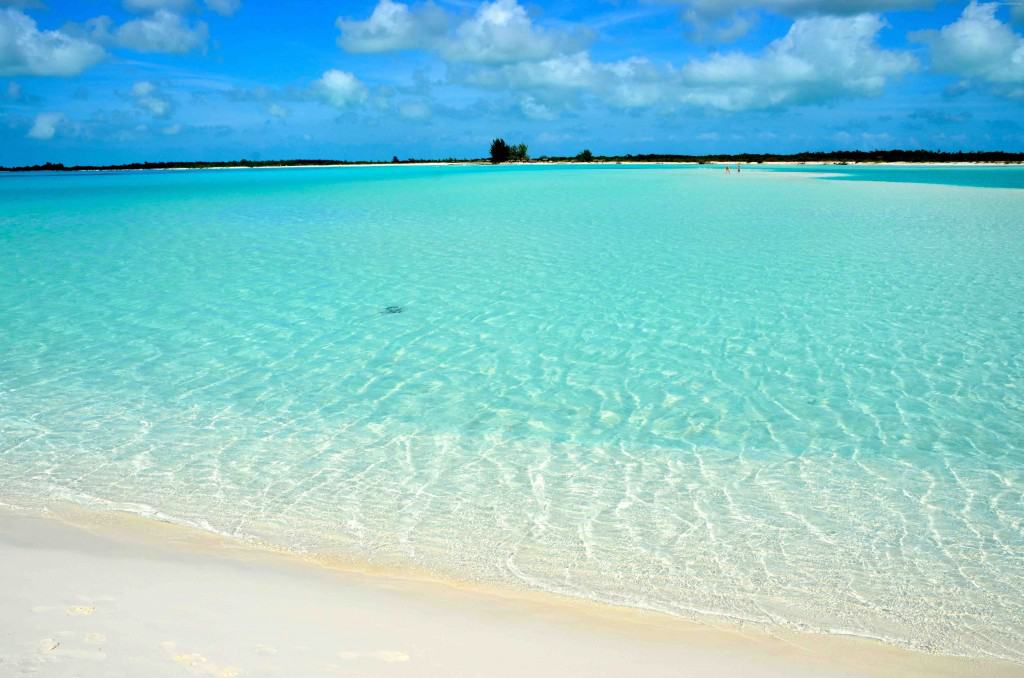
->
[115,9,208,53]
[450,10,914,116]
[161,122,182,135]
[684,0,931,18]
[131,80,172,116]
[678,14,916,110]
[267,102,288,118]
[679,0,931,41]
[337,0,447,52]
[467,52,666,109]
[315,69,368,108]
[6,79,19,98]
[27,111,62,139]
[204,0,241,16]
[912,2,1024,89]
[338,0,583,63]
[601,57,666,107]
[122,0,192,12]
[0,8,105,76]
[519,95,555,120]
[469,51,596,90]
[334,0,919,118]
[122,0,242,15]
[442,0,575,64]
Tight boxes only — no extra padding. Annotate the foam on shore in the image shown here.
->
[1,506,1020,678]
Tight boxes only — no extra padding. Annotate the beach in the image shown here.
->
[6,0,1024,672]
[2,164,1023,672]
[3,506,1021,678]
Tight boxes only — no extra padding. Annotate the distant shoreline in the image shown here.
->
[3,151,1023,173]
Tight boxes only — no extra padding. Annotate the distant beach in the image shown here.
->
[2,149,1022,174]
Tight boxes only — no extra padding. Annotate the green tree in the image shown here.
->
[576,149,593,162]
[510,143,528,162]
[490,138,510,164]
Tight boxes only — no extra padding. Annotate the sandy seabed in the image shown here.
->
[1,507,1021,678]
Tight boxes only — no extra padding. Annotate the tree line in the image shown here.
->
[489,139,598,164]
[3,148,1022,172]
[489,138,529,163]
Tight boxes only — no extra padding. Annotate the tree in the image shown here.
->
[490,138,510,164]
[510,143,528,162]
[392,155,400,163]
[576,149,593,162]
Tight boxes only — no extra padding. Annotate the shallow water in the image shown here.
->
[2,165,1023,661]
[764,163,1024,189]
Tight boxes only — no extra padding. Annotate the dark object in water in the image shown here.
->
[382,305,404,315]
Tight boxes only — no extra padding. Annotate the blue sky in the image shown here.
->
[1,0,1023,164]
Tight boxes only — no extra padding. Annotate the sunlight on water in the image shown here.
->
[1,165,1023,661]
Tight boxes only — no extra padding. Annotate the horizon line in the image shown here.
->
[4,149,1024,172]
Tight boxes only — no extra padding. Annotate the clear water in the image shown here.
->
[763,163,1024,189]
[2,165,1023,661]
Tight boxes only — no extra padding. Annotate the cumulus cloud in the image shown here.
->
[27,111,63,139]
[338,0,584,63]
[683,0,931,18]
[519,94,556,120]
[679,0,931,41]
[912,2,1024,94]
[267,102,288,118]
[467,52,668,109]
[131,80,172,116]
[315,69,368,108]
[336,0,915,118]
[337,0,447,52]
[0,8,105,76]
[678,14,916,110]
[467,51,597,91]
[442,0,579,63]
[115,9,208,53]
[422,8,915,117]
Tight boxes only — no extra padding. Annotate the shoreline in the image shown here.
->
[2,503,1021,677]
[2,160,1022,174]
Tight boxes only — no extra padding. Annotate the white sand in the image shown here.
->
[1,508,1020,678]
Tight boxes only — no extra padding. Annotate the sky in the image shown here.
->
[1,0,1023,164]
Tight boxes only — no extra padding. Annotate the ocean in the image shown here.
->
[2,163,1022,661]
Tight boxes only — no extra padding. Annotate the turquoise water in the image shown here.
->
[2,165,1023,661]
[763,163,1024,189]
